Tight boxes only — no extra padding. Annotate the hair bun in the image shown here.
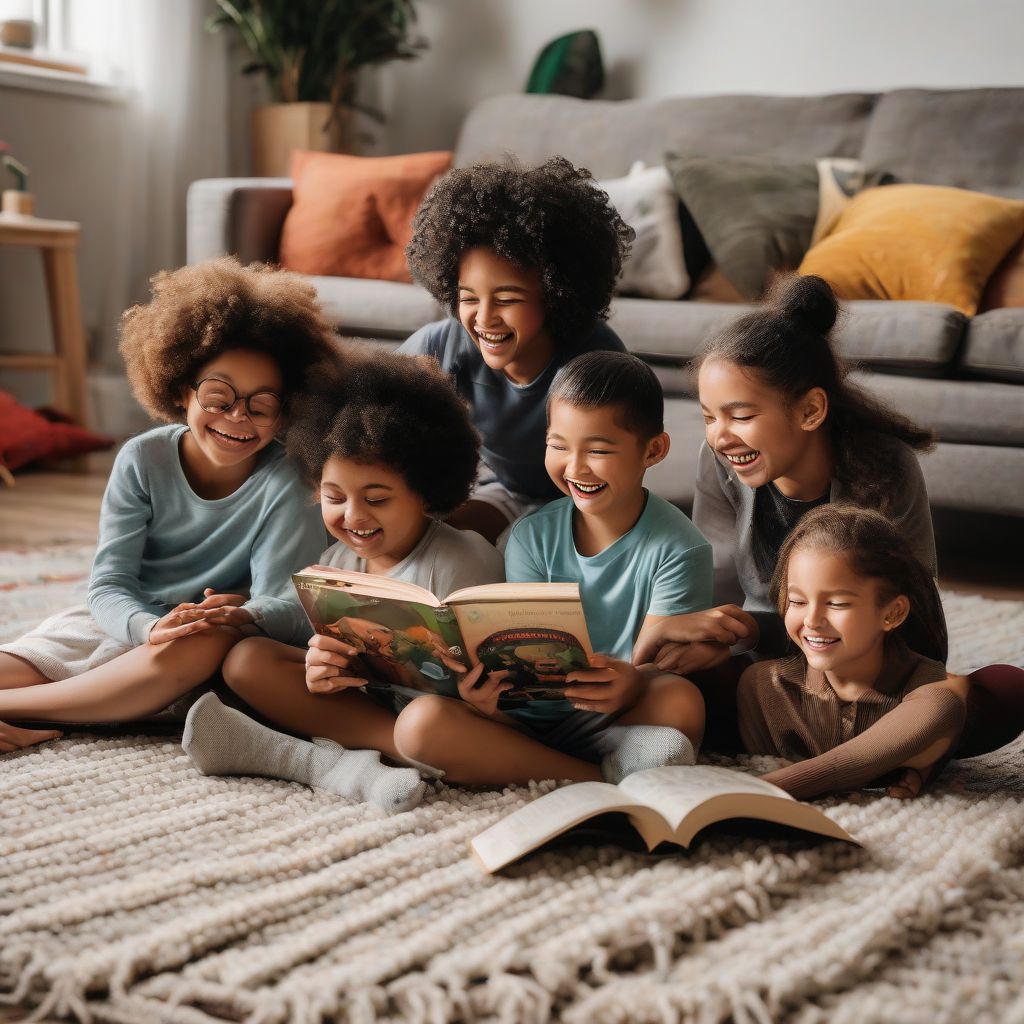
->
[770,274,838,335]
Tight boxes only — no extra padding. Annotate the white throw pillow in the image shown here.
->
[600,161,689,299]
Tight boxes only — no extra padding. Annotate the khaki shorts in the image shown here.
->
[0,605,132,681]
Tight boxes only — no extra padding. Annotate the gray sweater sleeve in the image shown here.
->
[886,443,937,577]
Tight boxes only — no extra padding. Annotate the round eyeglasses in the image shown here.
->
[191,377,283,426]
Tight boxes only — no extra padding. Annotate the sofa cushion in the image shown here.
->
[859,88,1024,197]
[800,184,1024,316]
[961,310,1024,383]
[309,277,443,339]
[599,163,689,299]
[608,298,965,374]
[455,93,876,179]
[850,371,1024,447]
[279,150,452,282]
[665,154,820,301]
[980,237,1024,311]
[833,301,966,372]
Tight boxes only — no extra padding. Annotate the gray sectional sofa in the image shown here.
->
[187,87,1024,524]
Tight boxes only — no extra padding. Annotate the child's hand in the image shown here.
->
[632,607,757,665]
[646,640,732,676]
[195,588,255,629]
[457,663,513,718]
[148,604,217,645]
[305,634,368,694]
[565,656,644,714]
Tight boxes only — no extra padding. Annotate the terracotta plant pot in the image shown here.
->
[250,102,347,177]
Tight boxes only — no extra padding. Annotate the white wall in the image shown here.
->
[376,0,1024,154]
[0,82,131,412]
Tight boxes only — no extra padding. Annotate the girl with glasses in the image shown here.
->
[0,257,339,752]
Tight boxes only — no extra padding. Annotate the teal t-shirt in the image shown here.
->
[503,490,713,721]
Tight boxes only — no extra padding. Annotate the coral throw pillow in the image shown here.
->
[0,390,114,474]
[799,184,1024,316]
[279,149,452,282]
[980,237,1024,311]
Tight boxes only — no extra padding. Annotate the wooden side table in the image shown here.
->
[0,214,89,430]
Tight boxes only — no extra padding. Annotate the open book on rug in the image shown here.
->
[471,764,857,873]
[293,567,593,702]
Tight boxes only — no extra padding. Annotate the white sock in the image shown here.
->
[596,724,696,784]
[182,692,424,814]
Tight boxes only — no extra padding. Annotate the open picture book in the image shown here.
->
[292,566,594,704]
[470,765,857,874]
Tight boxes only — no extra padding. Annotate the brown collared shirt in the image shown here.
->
[737,639,964,799]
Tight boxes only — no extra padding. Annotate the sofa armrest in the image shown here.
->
[186,178,294,266]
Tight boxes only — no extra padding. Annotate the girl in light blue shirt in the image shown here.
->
[0,259,336,751]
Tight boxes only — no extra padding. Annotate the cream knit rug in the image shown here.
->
[2,545,1023,1024]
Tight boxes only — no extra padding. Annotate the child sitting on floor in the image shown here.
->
[400,156,634,543]
[182,351,505,813]
[0,258,336,752]
[390,351,713,785]
[739,503,1024,800]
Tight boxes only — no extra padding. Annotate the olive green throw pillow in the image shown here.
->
[666,153,820,300]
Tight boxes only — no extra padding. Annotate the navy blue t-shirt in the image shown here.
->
[399,317,625,501]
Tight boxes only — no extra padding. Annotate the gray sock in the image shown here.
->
[596,724,697,784]
[182,692,424,814]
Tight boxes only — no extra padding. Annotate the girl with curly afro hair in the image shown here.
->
[400,156,634,544]
[181,350,505,813]
[0,258,340,754]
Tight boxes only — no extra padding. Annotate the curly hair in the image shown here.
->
[120,257,341,423]
[771,503,947,663]
[288,350,480,516]
[405,157,633,346]
[698,274,935,514]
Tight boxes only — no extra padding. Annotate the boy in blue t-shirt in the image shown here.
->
[392,352,713,785]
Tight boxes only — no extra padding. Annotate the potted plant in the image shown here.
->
[0,141,33,215]
[209,0,425,176]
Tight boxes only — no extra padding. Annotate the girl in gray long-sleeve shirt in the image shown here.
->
[0,259,337,751]
[633,276,937,743]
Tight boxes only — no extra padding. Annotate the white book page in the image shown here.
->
[618,765,793,832]
[446,581,582,603]
[471,782,665,874]
[295,567,441,606]
[619,765,854,847]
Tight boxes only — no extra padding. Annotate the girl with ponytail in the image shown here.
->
[634,274,937,686]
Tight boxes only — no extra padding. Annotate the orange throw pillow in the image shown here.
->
[798,184,1024,316]
[279,149,452,282]
[980,236,1024,311]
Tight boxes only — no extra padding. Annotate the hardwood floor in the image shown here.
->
[1,462,1021,600]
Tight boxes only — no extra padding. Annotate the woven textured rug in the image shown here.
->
[2,545,1023,1024]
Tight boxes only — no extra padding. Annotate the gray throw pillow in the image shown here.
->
[665,153,819,300]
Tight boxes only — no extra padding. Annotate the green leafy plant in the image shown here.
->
[208,0,425,124]
[0,141,29,191]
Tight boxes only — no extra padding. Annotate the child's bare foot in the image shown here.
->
[0,720,62,753]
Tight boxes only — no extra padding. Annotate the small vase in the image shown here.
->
[1,190,35,216]
[250,102,348,177]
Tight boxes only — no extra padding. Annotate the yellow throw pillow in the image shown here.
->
[798,184,1024,316]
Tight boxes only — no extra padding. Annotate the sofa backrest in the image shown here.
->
[859,88,1024,198]
[454,92,876,178]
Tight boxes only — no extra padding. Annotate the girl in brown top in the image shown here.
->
[738,504,1023,800]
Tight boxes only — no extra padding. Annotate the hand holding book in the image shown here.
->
[564,655,644,714]
[305,633,369,693]
[458,663,515,719]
